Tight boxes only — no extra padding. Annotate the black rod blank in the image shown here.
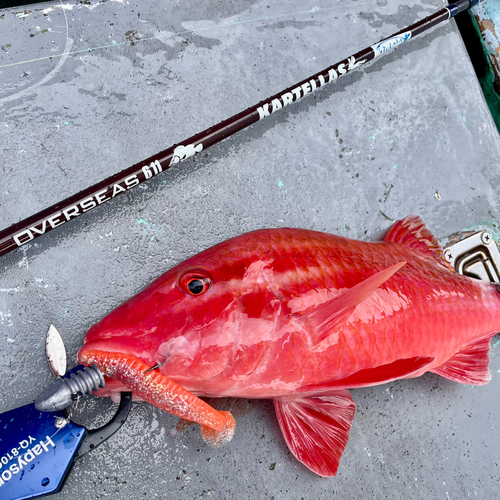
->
[0,0,478,259]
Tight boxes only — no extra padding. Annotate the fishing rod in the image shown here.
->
[0,0,479,259]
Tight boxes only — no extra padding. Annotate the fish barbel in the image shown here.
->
[78,216,500,476]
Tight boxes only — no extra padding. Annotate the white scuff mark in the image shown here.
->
[17,255,29,269]
[35,278,50,289]
[81,2,101,12]
[60,0,70,38]
[159,91,173,102]
[7,338,15,343]
[0,311,13,327]
[15,11,31,19]
[0,2,73,105]
[0,287,20,293]
[37,4,72,12]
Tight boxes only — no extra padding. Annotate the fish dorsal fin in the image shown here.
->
[274,390,356,477]
[430,334,495,385]
[298,262,406,344]
[385,215,446,262]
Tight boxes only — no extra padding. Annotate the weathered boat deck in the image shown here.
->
[1,1,499,498]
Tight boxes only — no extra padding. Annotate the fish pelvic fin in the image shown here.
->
[298,262,406,345]
[384,215,454,270]
[430,334,496,385]
[274,390,356,477]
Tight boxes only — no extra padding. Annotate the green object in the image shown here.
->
[469,3,500,132]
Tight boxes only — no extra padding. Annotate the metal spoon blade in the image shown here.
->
[46,324,67,378]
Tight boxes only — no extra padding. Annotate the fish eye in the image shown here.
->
[187,277,210,295]
[179,270,213,296]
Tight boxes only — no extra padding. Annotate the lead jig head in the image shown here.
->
[35,364,105,412]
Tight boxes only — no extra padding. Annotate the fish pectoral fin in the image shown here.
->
[430,334,496,385]
[298,262,406,345]
[273,390,356,477]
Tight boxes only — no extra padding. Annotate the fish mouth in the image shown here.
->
[78,348,236,446]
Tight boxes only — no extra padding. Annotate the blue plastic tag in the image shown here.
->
[0,403,86,500]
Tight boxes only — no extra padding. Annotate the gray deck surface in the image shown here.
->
[1,0,500,498]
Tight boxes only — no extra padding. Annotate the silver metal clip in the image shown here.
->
[443,231,500,283]
[55,395,81,429]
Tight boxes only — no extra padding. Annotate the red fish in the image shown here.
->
[78,216,500,476]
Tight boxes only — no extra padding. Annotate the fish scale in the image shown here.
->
[78,216,500,476]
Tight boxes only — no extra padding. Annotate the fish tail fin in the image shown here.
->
[430,333,497,385]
